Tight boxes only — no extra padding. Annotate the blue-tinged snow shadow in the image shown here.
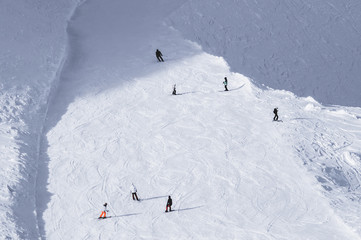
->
[176,84,245,96]
[140,195,168,201]
[228,84,245,91]
[111,213,142,218]
[218,84,245,93]
[176,205,204,212]
[36,138,52,239]
[10,138,49,239]
[175,91,201,96]
[43,0,204,133]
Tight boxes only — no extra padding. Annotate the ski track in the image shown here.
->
[32,0,361,239]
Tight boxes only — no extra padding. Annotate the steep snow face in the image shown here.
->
[168,0,361,107]
[1,0,361,239]
[0,0,80,239]
[38,0,361,239]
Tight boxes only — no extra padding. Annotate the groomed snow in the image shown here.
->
[1,0,361,239]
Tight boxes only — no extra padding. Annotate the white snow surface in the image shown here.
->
[168,0,361,107]
[0,0,81,238]
[1,0,361,239]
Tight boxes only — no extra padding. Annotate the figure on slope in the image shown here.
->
[165,196,172,212]
[172,84,177,95]
[99,203,109,219]
[273,108,279,121]
[130,183,139,201]
[223,77,228,91]
[156,49,164,62]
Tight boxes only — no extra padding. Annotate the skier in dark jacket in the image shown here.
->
[156,49,164,62]
[172,84,176,95]
[223,77,228,91]
[165,196,172,212]
[273,108,279,121]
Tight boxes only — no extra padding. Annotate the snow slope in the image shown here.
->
[168,0,361,107]
[38,0,361,239]
[1,0,361,239]
[0,0,81,238]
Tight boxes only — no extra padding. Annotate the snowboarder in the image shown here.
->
[223,77,228,91]
[156,49,164,62]
[99,203,108,219]
[165,196,172,212]
[130,183,139,201]
[273,108,279,121]
[172,84,176,95]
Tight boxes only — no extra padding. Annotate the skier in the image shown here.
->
[155,49,164,62]
[273,108,279,121]
[165,196,172,212]
[130,183,139,201]
[99,203,108,219]
[223,77,228,91]
[172,84,176,95]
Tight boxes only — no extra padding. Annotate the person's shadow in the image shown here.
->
[140,195,168,201]
[218,84,245,92]
[111,213,142,218]
[174,91,200,96]
[176,205,204,212]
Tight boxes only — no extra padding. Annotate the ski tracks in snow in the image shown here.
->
[260,89,361,236]
[284,103,361,233]
[39,0,361,239]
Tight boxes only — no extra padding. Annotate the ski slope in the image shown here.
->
[37,0,361,239]
[1,0,361,239]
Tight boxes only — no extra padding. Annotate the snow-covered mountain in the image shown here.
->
[0,0,81,238]
[168,0,361,107]
[1,0,361,239]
